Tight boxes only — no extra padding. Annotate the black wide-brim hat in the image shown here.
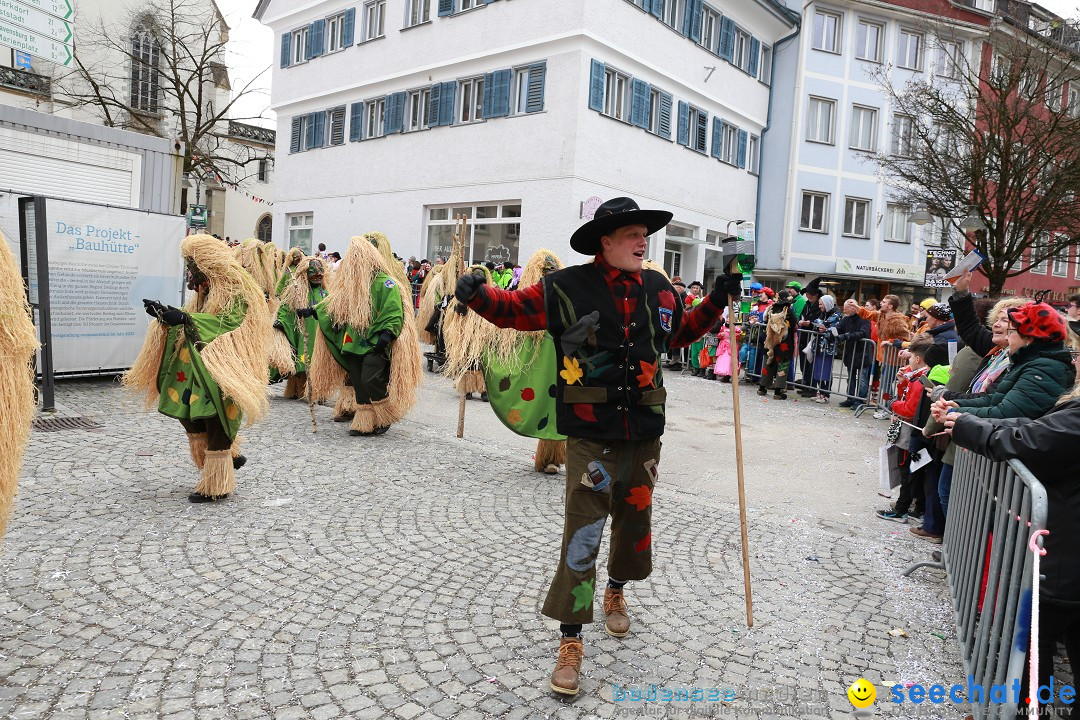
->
[570,197,673,255]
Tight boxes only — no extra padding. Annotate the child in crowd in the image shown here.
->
[877,335,940,524]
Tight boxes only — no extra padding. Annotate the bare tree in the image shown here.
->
[56,0,271,212]
[869,19,1080,294]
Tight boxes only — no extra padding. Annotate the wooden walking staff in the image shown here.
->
[723,242,754,627]
[451,214,469,438]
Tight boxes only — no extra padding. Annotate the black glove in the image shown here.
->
[455,273,486,304]
[273,320,285,331]
[373,330,397,352]
[143,299,166,318]
[709,273,744,304]
[296,307,317,319]
[160,305,190,326]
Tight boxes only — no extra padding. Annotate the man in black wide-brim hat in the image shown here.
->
[455,197,742,696]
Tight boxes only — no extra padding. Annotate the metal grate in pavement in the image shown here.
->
[32,416,103,432]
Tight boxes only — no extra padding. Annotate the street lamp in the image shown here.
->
[909,204,934,226]
[959,207,987,233]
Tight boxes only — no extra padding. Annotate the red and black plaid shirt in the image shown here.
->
[467,256,721,348]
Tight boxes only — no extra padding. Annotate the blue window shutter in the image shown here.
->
[658,91,672,139]
[649,0,662,19]
[343,8,356,46]
[290,116,301,152]
[719,17,735,62]
[630,78,649,128]
[438,0,454,16]
[349,102,362,141]
[280,33,291,68]
[312,19,326,57]
[483,68,510,118]
[677,101,689,146]
[737,129,748,168]
[442,81,457,125]
[588,59,605,112]
[711,118,722,158]
[696,111,708,152]
[688,0,703,42]
[525,63,546,113]
[748,37,760,78]
[385,92,406,133]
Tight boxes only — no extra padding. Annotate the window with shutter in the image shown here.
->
[349,102,363,141]
[630,78,650,128]
[736,129,747,168]
[329,106,346,145]
[406,0,431,26]
[363,0,386,40]
[677,100,689,146]
[312,112,326,148]
[438,81,457,125]
[523,63,545,114]
[364,97,386,138]
[305,112,317,149]
[711,117,722,159]
[693,109,708,153]
[482,69,511,118]
[326,14,345,53]
[308,18,326,58]
[748,37,760,78]
[280,32,291,68]
[588,59,606,112]
[343,8,356,45]
[427,84,442,127]
[438,0,454,16]
[718,16,735,62]
[291,27,309,64]
[290,116,302,153]
[459,77,484,123]
[385,92,406,133]
[405,88,431,131]
[657,91,672,139]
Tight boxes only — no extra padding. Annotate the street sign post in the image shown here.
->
[0,22,72,65]
[0,0,75,67]
[0,0,74,44]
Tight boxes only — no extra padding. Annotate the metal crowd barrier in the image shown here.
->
[738,324,878,406]
[930,449,1047,719]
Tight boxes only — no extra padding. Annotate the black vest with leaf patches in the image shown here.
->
[543,264,683,441]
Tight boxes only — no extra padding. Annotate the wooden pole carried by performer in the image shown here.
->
[724,256,754,627]
[452,214,468,438]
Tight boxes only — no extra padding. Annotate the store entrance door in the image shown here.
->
[859,281,890,303]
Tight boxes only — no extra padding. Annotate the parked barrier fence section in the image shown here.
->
[942,450,1047,719]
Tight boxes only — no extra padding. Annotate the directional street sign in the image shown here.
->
[9,0,72,21]
[0,0,73,45]
[0,22,72,65]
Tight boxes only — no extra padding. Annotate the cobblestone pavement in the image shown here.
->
[1,372,969,720]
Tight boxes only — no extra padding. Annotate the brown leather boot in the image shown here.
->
[549,637,583,696]
[603,587,630,637]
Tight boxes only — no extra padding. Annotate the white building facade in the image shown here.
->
[256,0,796,279]
[756,0,989,303]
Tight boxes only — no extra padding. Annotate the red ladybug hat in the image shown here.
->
[1006,302,1066,342]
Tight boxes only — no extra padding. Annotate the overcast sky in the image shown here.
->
[215,0,1080,127]
[218,0,274,126]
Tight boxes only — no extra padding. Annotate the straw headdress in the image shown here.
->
[281,256,333,312]
[441,264,519,382]
[416,263,448,344]
[364,232,410,287]
[124,234,271,425]
[0,235,39,536]
[308,236,422,425]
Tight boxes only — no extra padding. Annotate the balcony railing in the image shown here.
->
[228,120,275,147]
[0,66,51,98]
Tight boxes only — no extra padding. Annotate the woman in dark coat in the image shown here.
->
[946,342,1080,714]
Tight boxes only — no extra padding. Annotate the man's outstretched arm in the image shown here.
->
[670,274,742,348]
[459,274,548,331]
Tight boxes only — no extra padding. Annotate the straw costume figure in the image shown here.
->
[442,264,498,401]
[235,238,294,382]
[481,249,567,474]
[0,235,39,536]
[275,247,306,297]
[417,263,449,345]
[307,236,422,436]
[125,234,271,503]
[455,197,741,696]
[275,256,331,400]
[365,231,410,287]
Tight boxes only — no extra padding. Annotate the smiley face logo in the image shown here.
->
[847,678,876,709]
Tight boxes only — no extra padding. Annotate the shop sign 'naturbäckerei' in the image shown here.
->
[835,258,923,283]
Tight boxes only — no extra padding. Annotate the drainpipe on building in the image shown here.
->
[754,5,804,276]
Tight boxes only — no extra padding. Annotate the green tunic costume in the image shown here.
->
[155,306,245,441]
[277,286,328,373]
[316,273,404,365]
